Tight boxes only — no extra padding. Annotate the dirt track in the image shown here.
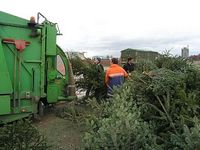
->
[34,106,83,150]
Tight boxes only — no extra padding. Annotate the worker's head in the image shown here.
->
[111,58,118,64]
[94,57,101,64]
[128,57,133,63]
[97,57,101,63]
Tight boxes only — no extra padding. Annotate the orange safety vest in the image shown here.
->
[105,64,128,88]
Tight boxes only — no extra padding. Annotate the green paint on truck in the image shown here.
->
[0,11,76,123]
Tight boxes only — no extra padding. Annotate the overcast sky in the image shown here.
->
[1,0,200,57]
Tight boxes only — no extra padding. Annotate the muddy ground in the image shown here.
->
[34,104,85,150]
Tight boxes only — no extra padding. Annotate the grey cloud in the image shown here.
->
[100,34,199,49]
[64,33,200,57]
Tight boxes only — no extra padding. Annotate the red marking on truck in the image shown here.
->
[2,38,30,51]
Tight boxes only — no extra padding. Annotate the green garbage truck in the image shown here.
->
[0,11,76,123]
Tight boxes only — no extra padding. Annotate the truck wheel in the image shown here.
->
[38,101,44,117]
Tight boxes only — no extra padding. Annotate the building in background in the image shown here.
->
[120,48,160,64]
[189,54,200,66]
[181,46,189,58]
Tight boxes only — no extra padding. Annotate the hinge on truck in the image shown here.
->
[2,38,30,52]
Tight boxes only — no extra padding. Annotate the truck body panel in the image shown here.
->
[0,11,76,123]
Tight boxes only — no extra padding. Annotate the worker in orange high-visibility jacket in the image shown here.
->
[105,58,128,97]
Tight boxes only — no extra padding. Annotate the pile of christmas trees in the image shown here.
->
[83,55,200,149]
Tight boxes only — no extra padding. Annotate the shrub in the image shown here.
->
[135,60,157,73]
[0,119,50,150]
[71,57,107,100]
[83,85,161,150]
[170,118,200,150]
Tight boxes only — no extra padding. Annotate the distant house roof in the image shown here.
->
[101,59,110,67]
[121,48,158,53]
[189,54,200,60]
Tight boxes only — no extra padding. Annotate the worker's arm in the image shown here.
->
[123,69,128,78]
[105,70,109,86]
[123,64,128,73]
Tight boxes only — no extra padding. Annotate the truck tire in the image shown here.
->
[38,101,44,117]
